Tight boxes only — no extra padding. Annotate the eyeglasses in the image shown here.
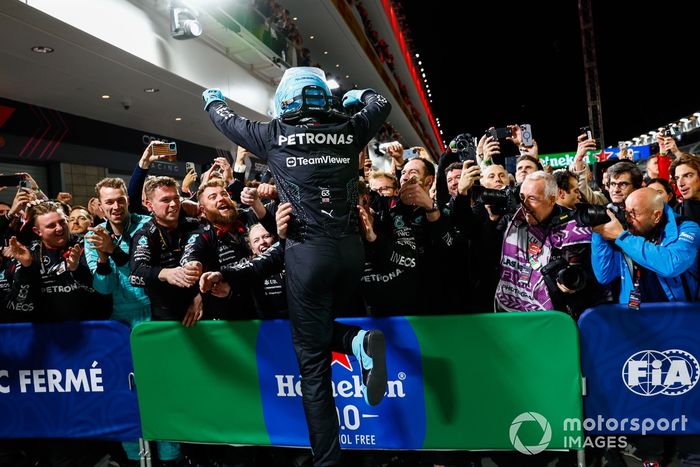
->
[607,181,632,190]
[624,209,642,220]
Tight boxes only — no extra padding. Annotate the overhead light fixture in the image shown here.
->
[335,64,340,68]
[324,51,328,55]
[31,46,54,54]
[144,88,160,93]
[101,95,110,99]
[345,75,349,78]
[310,35,315,39]
[293,17,298,21]
[327,79,339,90]
[175,117,182,121]
[171,4,202,40]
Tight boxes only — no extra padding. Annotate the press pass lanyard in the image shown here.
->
[622,253,641,310]
[629,265,642,310]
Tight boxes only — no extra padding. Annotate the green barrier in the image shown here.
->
[131,313,583,451]
[410,313,583,450]
[131,321,268,445]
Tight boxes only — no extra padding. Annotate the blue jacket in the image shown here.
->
[84,213,151,327]
[592,204,700,304]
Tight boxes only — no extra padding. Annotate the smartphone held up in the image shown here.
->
[152,142,178,161]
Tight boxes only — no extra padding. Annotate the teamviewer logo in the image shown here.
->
[509,412,552,455]
[286,157,297,167]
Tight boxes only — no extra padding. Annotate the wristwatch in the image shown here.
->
[425,201,439,214]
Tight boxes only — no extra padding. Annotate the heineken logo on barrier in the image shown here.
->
[509,412,552,455]
[622,350,699,396]
[256,319,426,449]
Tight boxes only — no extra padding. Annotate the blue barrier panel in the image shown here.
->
[0,321,141,441]
[579,303,700,435]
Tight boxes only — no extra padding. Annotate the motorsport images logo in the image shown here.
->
[622,349,699,396]
[509,412,552,455]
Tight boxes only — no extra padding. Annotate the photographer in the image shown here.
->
[592,187,700,305]
[436,133,478,208]
[495,171,599,317]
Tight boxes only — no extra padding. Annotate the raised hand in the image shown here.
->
[357,204,376,242]
[66,244,83,272]
[8,236,32,267]
[458,160,481,195]
[200,271,223,293]
[86,226,116,255]
[275,202,293,240]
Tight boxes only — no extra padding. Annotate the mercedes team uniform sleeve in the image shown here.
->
[207,102,273,161]
[83,231,118,295]
[223,243,285,282]
[129,226,161,288]
[349,92,392,148]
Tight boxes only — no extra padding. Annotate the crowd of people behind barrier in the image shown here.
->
[1,118,700,467]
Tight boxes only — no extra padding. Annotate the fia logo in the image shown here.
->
[622,349,699,396]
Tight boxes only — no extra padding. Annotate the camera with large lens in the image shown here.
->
[472,185,520,216]
[448,133,477,162]
[573,202,627,228]
[541,257,587,293]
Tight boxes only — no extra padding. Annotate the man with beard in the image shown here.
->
[180,179,275,320]
[203,66,390,466]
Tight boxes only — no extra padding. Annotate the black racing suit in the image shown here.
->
[363,197,456,316]
[179,207,276,320]
[129,215,200,321]
[218,242,288,319]
[5,236,111,322]
[207,92,390,466]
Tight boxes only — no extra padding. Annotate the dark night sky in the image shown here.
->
[402,1,700,154]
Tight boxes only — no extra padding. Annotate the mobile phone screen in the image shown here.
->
[0,175,22,187]
[403,149,419,160]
